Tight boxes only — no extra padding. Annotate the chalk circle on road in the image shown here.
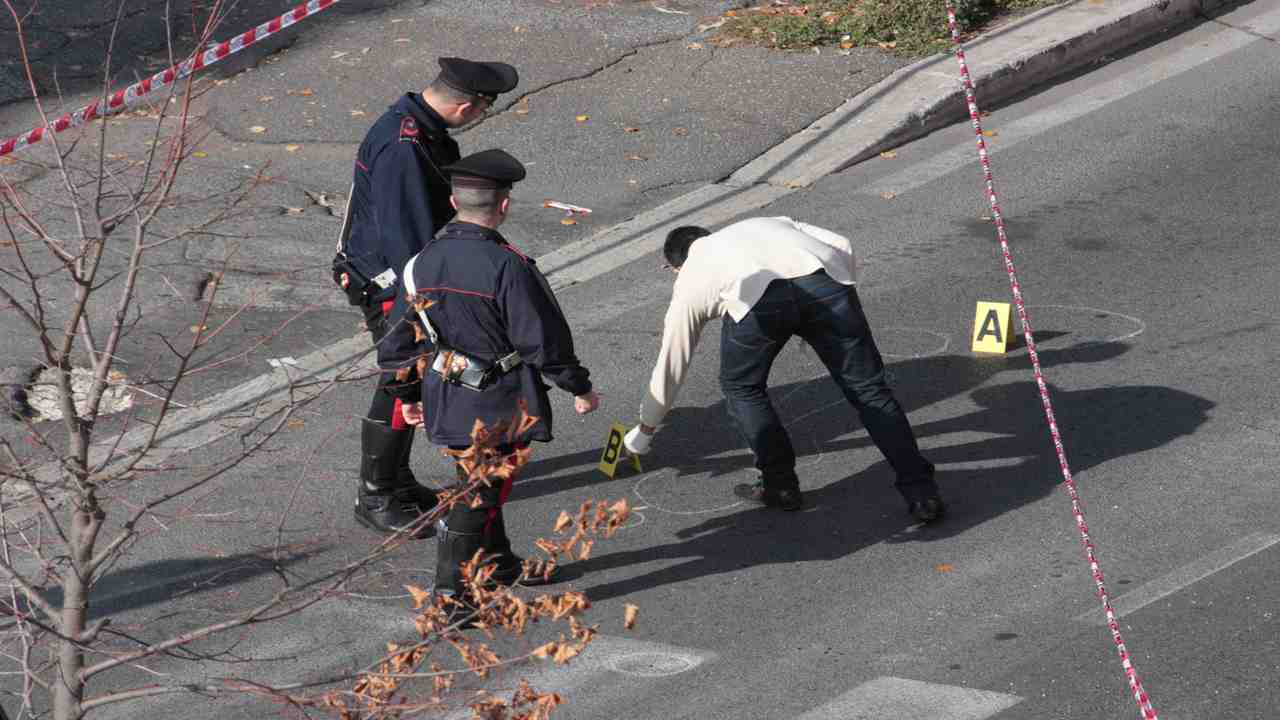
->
[633,468,745,516]
[875,327,952,359]
[609,652,699,677]
[1021,304,1146,346]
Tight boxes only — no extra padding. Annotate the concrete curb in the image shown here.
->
[12,0,1235,473]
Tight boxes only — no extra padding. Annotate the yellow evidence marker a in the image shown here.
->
[972,301,1013,353]
[598,422,643,479]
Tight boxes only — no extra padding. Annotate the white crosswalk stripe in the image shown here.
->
[794,677,1023,720]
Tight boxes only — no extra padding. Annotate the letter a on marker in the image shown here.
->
[972,301,1013,353]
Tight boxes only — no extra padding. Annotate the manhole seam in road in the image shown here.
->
[608,651,699,677]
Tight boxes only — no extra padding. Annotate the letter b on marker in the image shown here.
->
[971,301,1013,354]
[598,422,642,479]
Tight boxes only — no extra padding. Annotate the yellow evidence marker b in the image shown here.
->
[598,422,643,479]
[972,301,1013,353]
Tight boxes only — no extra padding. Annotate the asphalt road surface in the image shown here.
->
[8,2,1280,719]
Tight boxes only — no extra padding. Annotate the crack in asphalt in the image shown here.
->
[462,35,690,133]
[688,43,718,80]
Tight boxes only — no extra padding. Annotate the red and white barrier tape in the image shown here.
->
[944,5,1159,719]
[0,0,339,158]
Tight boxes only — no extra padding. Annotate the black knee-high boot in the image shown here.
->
[354,420,433,538]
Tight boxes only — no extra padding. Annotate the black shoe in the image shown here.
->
[733,482,803,511]
[907,496,947,524]
[354,485,434,538]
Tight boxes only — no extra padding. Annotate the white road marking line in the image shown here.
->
[1076,533,1280,624]
[861,8,1280,198]
[794,676,1022,720]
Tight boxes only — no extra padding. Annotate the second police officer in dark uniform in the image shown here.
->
[377,149,601,613]
[337,58,519,537]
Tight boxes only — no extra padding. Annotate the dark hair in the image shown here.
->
[663,226,711,268]
[452,186,508,213]
[427,77,483,105]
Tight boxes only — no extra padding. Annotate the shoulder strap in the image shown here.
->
[397,117,449,185]
[402,253,440,345]
[334,180,356,254]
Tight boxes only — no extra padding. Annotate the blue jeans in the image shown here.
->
[718,271,937,502]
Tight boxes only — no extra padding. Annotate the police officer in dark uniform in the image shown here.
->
[337,58,519,537]
[377,149,600,612]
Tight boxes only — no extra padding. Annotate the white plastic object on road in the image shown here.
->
[543,200,593,215]
[623,425,652,455]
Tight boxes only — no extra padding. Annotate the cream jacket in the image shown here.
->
[640,217,858,427]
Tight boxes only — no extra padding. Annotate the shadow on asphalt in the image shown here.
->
[44,547,325,619]
[517,340,1213,602]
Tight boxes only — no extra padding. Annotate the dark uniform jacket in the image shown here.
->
[378,222,592,447]
[346,93,461,304]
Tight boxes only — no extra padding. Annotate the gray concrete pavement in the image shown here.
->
[4,0,1278,718]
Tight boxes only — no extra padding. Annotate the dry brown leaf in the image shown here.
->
[982,129,999,137]
[350,109,368,117]
[552,643,582,664]
[330,51,349,60]
[879,150,898,159]
[288,87,316,96]
[532,642,558,660]
[554,511,573,533]
[282,206,304,216]
[287,418,306,429]
[575,114,589,123]
[0,156,16,166]
[515,99,531,116]
[405,584,432,609]
[623,126,641,133]
[672,127,689,136]
[687,42,704,50]
[285,144,301,153]
[191,151,208,158]
[935,563,955,573]
[880,191,897,200]
[249,125,267,134]
[560,218,577,226]
[189,324,208,334]
[623,604,639,630]
[258,95,275,103]
[394,38,410,43]
[783,180,804,189]
[840,40,854,50]
[625,153,645,161]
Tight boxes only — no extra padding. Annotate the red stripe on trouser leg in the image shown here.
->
[484,446,525,529]
[390,398,408,430]
[383,300,409,430]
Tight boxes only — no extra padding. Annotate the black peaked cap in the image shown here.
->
[443,149,526,189]
[437,57,518,100]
